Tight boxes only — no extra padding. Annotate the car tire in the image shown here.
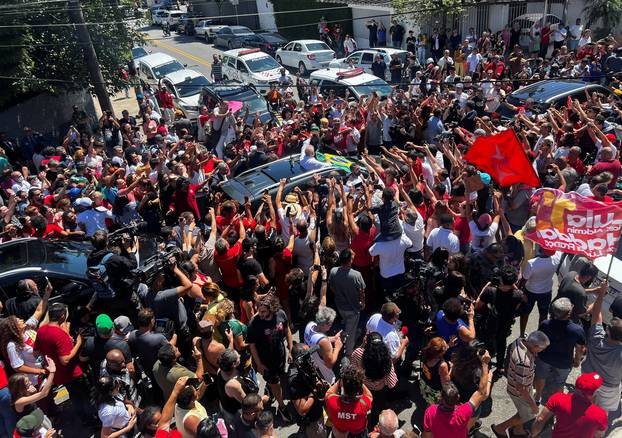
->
[298,62,308,76]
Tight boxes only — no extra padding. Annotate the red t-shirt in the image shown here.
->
[34,325,82,385]
[588,160,622,189]
[0,361,8,389]
[546,392,607,438]
[214,241,243,288]
[32,223,64,239]
[216,216,257,233]
[272,248,293,300]
[351,227,376,267]
[423,402,473,438]
[155,430,182,438]
[325,390,372,435]
[453,216,472,245]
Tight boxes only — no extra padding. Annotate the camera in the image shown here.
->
[293,345,330,399]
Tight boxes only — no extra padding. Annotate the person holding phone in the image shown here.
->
[325,367,373,438]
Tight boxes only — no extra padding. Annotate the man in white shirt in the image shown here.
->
[469,212,501,253]
[366,302,408,361]
[467,47,482,73]
[551,22,567,50]
[437,50,454,71]
[403,209,425,259]
[369,233,412,296]
[426,214,460,255]
[77,192,114,237]
[300,145,331,171]
[568,18,583,51]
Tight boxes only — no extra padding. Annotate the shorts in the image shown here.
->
[509,392,537,422]
[594,383,622,412]
[534,357,571,389]
[262,364,285,384]
[522,289,552,317]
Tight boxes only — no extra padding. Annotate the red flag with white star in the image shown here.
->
[463,129,541,188]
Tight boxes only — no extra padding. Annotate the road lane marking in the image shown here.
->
[146,36,212,69]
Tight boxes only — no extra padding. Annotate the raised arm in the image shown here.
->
[275,178,286,211]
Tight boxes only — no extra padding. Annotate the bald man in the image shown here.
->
[101,348,137,402]
[371,409,405,438]
[588,146,621,189]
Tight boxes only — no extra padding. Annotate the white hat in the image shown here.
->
[74,197,92,208]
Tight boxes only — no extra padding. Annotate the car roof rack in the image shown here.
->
[337,67,365,78]
[239,48,262,56]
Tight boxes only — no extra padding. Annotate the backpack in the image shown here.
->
[87,252,116,300]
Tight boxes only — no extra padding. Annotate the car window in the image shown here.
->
[245,56,281,72]
[361,53,374,64]
[320,80,341,96]
[284,43,293,51]
[347,53,361,64]
[163,79,176,96]
[306,42,331,51]
[0,240,32,273]
[293,43,302,52]
[227,57,236,68]
[152,60,184,78]
[140,64,154,80]
[237,60,248,72]
[176,75,211,98]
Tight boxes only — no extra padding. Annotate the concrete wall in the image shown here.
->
[256,0,277,31]
[0,89,96,140]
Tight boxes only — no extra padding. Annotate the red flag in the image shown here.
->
[526,188,622,259]
[566,95,572,109]
[463,129,540,187]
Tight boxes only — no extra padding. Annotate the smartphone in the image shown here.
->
[203,373,214,386]
[186,378,201,389]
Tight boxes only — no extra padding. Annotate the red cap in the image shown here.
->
[606,133,616,142]
[576,372,603,396]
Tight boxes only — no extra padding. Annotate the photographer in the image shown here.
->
[303,307,343,383]
[475,266,525,372]
[286,343,328,438]
[325,366,373,438]
[87,229,139,319]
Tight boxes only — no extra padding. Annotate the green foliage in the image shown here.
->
[0,0,144,110]
[392,0,464,23]
[271,0,352,41]
[583,0,622,34]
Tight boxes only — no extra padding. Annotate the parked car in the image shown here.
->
[499,80,613,119]
[275,39,335,75]
[176,15,196,35]
[241,32,288,57]
[513,13,562,49]
[329,47,409,81]
[200,81,272,125]
[221,48,291,94]
[194,19,226,43]
[221,154,366,207]
[151,7,168,25]
[137,52,185,83]
[160,69,211,120]
[0,237,158,308]
[310,67,393,100]
[161,9,184,29]
[213,25,255,49]
[131,46,150,70]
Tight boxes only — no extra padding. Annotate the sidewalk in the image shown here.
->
[92,88,141,118]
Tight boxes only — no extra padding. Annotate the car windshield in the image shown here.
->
[132,47,148,59]
[353,79,393,97]
[246,56,280,72]
[153,60,185,78]
[306,42,331,51]
[227,91,267,113]
[233,27,252,35]
[176,75,211,97]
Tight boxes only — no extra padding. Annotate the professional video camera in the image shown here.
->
[107,221,146,248]
[132,242,183,286]
[293,345,330,400]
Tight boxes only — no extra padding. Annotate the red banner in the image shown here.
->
[526,188,622,259]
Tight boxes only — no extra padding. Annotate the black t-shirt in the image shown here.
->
[479,286,524,324]
[4,294,41,320]
[246,310,288,368]
[82,335,133,376]
[557,271,588,322]
[609,295,622,319]
[286,364,323,421]
[237,257,263,283]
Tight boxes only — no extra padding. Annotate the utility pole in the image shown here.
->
[68,0,114,115]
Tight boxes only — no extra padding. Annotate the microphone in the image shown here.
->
[401,326,409,336]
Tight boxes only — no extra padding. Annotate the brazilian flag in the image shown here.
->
[316,152,353,173]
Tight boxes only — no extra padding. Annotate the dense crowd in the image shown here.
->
[1,15,622,438]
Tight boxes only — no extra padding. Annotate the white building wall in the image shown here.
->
[488,4,509,32]
[257,0,277,31]
[350,6,392,48]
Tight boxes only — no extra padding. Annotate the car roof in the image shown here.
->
[206,82,256,97]
[224,25,252,32]
[163,69,203,84]
[362,47,408,55]
[510,80,607,102]
[310,68,378,85]
[290,39,326,45]
[139,52,178,67]
[223,48,272,60]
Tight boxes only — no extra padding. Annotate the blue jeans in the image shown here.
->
[0,387,16,437]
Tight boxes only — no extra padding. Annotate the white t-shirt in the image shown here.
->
[426,227,460,254]
[402,215,424,253]
[98,398,131,429]
[6,317,40,384]
[366,313,401,358]
[467,53,482,72]
[469,220,499,252]
[369,234,412,278]
[522,252,562,294]
[303,322,336,383]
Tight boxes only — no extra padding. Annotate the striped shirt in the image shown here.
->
[211,63,222,81]
[351,347,398,391]
[506,338,535,398]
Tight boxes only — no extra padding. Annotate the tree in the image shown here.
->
[0,0,144,110]
[583,0,622,36]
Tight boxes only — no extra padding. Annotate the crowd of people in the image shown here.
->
[1,14,622,438]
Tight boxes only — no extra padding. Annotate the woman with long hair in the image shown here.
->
[351,332,398,428]
[94,376,137,438]
[419,337,451,405]
[8,357,56,428]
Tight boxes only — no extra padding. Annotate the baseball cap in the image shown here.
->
[575,372,603,396]
[477,213,493,228]
[15,407,44,436]
[310,124,320,132]
[68,187,82,199]
[95,314,114,335]
[74,197,93,208]
[111,156,124,167]
[114,315,134,335]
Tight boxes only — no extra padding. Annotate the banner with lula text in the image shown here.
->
[526,188,622,259]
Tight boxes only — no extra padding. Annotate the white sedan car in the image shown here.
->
[159,69,211,120]
[275,39,335,75]
[329,48,409,81]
